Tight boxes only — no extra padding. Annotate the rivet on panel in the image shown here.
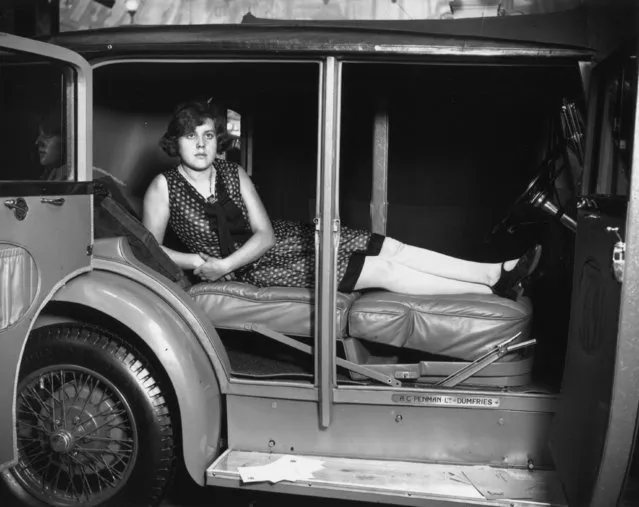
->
[268,439,276,448]
[498,418,505,425]
[395,414,403,423]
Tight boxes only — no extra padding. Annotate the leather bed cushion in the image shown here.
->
[189,281,532,361]
[349,292,532,361]
[94,236,532,361]
[188,281,358,338]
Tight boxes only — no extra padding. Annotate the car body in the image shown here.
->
[0,6,638,506]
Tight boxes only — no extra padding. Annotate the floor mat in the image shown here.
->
[221,330,364,384]
[222,330,314,380]
[227,347,313,380]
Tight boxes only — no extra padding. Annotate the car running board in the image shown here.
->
[250,324,401,387]
[206,449,567,507]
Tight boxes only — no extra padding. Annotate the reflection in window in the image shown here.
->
[35,105,69,181]
[612,60,636,195]
[0,54,72,182]
[595,57,637,197]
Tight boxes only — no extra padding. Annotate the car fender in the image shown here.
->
[38,268,231,485]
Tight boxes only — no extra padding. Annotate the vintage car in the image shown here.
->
[0,7,638,507]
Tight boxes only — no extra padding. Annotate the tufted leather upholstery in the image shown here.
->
[348,292,532,360]
[189,281,532,360]
[189,282,359,338]
[92,236,533,365]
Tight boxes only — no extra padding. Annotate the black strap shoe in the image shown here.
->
[492,244,542,300]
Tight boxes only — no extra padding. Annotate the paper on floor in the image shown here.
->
[462,466,566,503]
[238,455,324,484]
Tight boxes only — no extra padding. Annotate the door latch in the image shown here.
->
[3,197,29,221]
[577,197,599,211]
[606,227,625,283]
[41,197,65,206]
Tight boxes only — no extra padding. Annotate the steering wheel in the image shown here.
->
[491,149,577,236]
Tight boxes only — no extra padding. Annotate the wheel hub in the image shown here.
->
[49,430,74,453]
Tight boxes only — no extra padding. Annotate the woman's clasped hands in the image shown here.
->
[194,252,235,282]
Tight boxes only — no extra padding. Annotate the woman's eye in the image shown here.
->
[185,133,195,139]
[205,133,215,140]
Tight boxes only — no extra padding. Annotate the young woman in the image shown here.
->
[143,101,541,299]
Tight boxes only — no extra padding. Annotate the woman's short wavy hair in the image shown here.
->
[159,101,226,157]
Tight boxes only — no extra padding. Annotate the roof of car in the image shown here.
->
[49,9,594,61]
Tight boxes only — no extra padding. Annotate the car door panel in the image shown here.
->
[550,47,638,507]
[0,185,93,470]
[0,37,93,470]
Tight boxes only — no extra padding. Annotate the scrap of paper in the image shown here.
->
[238,455,324,484]
[462,466,565,503]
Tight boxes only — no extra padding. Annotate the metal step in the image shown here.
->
[206,450,567,506]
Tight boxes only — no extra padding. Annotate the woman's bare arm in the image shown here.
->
[142,174,203,270]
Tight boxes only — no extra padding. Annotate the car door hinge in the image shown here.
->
[313,217,341,233]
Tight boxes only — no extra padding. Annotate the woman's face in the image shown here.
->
[178,119,217,171]
[35,128,62,168]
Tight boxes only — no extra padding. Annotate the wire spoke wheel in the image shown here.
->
[3,325,176,507]
[14,366,137,506]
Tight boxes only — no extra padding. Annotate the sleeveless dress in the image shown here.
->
[164,160,384,292]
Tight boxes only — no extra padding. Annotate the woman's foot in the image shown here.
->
[491,245,542,300]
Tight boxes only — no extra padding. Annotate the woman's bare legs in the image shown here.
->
[354,256,492,295]
[378,237,517,286]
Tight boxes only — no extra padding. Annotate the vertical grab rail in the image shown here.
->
[315,57,341,429]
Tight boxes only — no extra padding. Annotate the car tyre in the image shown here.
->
[1,324,176,507]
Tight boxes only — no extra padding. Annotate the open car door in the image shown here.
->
[550,43,639,506]
[0,34,92,469]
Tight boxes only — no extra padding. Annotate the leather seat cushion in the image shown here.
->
[189,281,359,338]
[348,292,532,361]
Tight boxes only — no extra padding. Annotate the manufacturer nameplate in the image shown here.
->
[391,394,500,408]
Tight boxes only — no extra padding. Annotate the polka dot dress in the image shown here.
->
[164,160,375,291]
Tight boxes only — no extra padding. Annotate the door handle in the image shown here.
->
[41,197,65,206]
[607,227,625,283]
[577,197,599,211]
[3,198,29,220]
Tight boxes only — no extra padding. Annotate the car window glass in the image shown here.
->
[0,51,74,182]
[593,57,637,197]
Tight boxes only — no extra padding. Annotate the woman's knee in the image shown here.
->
[355,256,394,290]
[379,237,405,258]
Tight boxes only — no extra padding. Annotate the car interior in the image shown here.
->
[2,58,588,391]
